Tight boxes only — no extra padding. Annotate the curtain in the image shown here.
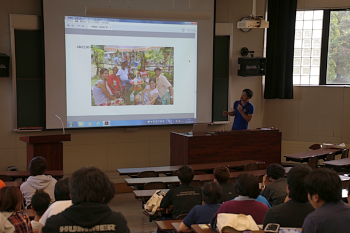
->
[264,0,297,99]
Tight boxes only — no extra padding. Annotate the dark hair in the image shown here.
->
[149,78,156,84]
[266,163,285,180]
[177,166,194,184]
[31,190,51,216]
[54,177,70,201]
[243,89,253,98]
[235,174,259,198]
[203,182,222,204]
[0,186,24,212]
[213,165,230,184]
[304,168,342,202]
[69,166,115,205]
[154,67,161,72]
[287,165,312,202]
[100,68,108,75]
[29,156,47,176]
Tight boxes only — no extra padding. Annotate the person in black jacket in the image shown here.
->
[42,166,130,233]
[213,165,237,203]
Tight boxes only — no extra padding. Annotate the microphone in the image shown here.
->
[53,112,65,135]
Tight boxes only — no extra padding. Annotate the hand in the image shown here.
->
[237,104,243,113]
[262,174,268,186]
[222,111,229,116]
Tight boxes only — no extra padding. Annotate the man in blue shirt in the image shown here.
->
[223,89,255,130]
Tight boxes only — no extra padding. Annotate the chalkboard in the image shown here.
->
[212,36,229,122]
[15,29,45,128]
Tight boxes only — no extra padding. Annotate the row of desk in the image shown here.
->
[0,170,64,181]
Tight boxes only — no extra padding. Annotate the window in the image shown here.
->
[293,9,350,85]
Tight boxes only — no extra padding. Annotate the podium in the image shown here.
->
[170,130,281,168]
[20,135,71,170]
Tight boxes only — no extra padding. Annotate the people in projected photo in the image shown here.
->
[141,78,159,105]
[138,66,149,84]
[107,67,122,98]
[92,68,117,106]
[117,61,132,92]
[154,67,174,105]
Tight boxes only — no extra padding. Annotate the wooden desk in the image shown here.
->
[4,181,22,188]
[0,170,64,181]
[156,220,182,231]
[191,224,215,233]
[284,149,341,163]
[117,160,265,176]
[324,158,350,170]
[170,130,281,168]
[172,222,192,233]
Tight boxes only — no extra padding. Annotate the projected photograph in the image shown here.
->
[91,45,174,106]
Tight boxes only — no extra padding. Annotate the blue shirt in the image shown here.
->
[231,100,255,130]
[182,203,221,228]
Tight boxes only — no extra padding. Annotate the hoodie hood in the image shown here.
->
[27,175,54,190]
[62,203,114,228]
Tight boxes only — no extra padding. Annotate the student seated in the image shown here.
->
[213,165,237,203]
[260,163,287,206]
[42,166,129,233]
[302,168,350,233]
[263,165,314,228]
[179,182,222,232]
[20,156,57,208]
[159,166,202,220]
[0,186,33,232]
[31,190,51,230]
[39,177,72,227]
[211,173,269,229]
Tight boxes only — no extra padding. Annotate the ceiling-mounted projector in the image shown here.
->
[237,16,269,29]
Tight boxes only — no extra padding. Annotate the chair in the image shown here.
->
[131,171,158,190]
[257,174,264,183]
[243,163,259,171]
[308,144,322,150]
[144,182,167,190]
[341,149,349,159]
[190,180,203,187]
[0,175,12,182]
[324,152,336,162]
[159,91,170,105]
[308,156,319,169]
[176,213,188,220]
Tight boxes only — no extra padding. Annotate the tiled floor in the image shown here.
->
[108,192,158,233]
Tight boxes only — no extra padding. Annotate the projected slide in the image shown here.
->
[65,16,197,128]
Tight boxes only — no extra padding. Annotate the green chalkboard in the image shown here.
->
[212,36,230,122]
[15,30,45,128]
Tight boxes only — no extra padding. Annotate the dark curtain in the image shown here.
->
[264,0,297,99]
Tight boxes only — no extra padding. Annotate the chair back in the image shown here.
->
[325,152,336,161]
[341,149,349,159]
[190,180,203,187]
[309,144,322,150]
[176,213,188,220]
[0,175,12,181]
[137,171,158,178]
[308,156,318,169]
[172,170,178,176]
[144,182,167,190]
[243,163,259,171]
[257,174,264,183]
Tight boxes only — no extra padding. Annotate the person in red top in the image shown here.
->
[0,179,5,189]
[137,66,149,84]
[107,67,122,97]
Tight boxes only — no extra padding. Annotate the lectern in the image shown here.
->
[20,135,71,170]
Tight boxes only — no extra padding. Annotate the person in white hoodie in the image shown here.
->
[20,156,57,208]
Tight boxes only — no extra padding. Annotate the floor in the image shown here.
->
[108,192,158,233]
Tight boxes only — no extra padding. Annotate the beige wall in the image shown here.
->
[1,0,349,180]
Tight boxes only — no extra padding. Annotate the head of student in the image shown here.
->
[121,60,128,69]
[304,168,342,209]
[154,67,161,77]
[31,190,51,216]
[241,89,253,102]
[213,165,230,184]
[0,186,24,212]
[287,165,312,202]
[266,163,285,181]
[69,166,115,205]
[29,156,47,176]
[54,177,70,201]
[99,68,109,80]
[177,165,194,185]
[112,66,118,75]
[235,173,259,199]
[203,182,222,204]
